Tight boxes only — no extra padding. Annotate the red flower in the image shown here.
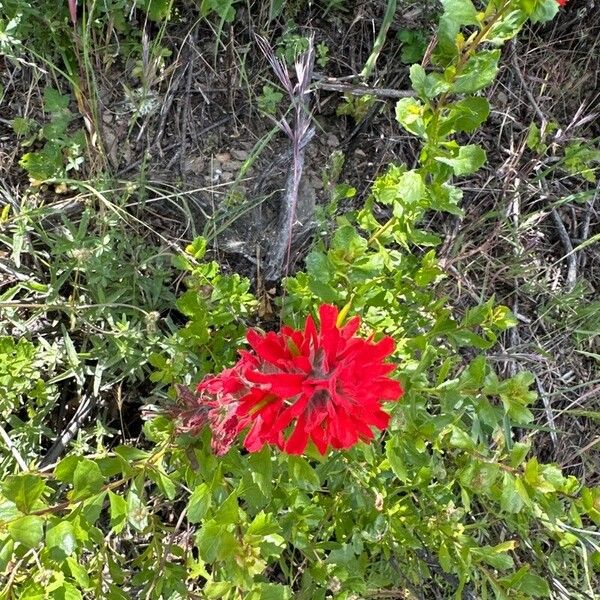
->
[556,0,568,5]
[171,368,250,456]
[176,304,403,456]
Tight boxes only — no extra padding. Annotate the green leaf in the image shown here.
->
[410,64,449,100]
[53,582,83,600]
[70,458,104,502]
[288,456,320,491]
[452,50,501,94]
[185,236,207,259]
[43,87,70,112]
[501,566,551,597]
[449,425,475,449]
[19,142,64,181]
[205,582,234,598]
[213,490,239,525]
[269,0,285,20]
[135,0,172,20]
[1,473,45,513]
[246,511,281,538]
[398,170,425,204]
[398,28,428,64]
[187,483,212,523]
[395,97,427,138]
[252,583,293,600]
[427,183,464,216]
[386,437,408,482]
[437,0,479,60]
[108,491,128,533]
[496,371,537,423]
[67,557,91,589]
[520,0,559,23]
[473,543,515,571]
[500,472,524,513]
[439,97,490,135]
[11,117,35,136]
[46,519,77,560]
[196,520,237,562]
[8,515,44,548]
[436,145,486,176]
[200,0,237,22]
[126,488,149,532]
[55,456,81,483]
[509,441,531,467]
[248,447,273,499]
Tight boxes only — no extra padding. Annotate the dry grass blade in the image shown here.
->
[254,32,316,281]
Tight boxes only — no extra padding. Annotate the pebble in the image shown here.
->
[231,149,249,161]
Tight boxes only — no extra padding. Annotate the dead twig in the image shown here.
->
[39,394,96,469]
[312,76,415,99]
[550,208,577,291]
[0,423,29,471]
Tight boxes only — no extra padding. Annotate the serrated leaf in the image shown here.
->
[288,456,320,491]
[8,515,44,548]
[196,520,237,562]
[187,483,211,523]
[1,473,45,513]
[213,490,239,525]
[43,87,70,112]
[46,519,77,560]
[70,458,104,502]
[108,491,128,533]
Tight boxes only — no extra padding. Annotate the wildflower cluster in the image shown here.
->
[173,304,403,455]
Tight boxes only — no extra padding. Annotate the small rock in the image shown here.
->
[221,160,242,173]
[220,171,234,183]
[311,177,323,190]
[215,152,231,163]
[231,148,249,161]
[102,112,113,124]
[183,156,205,174]
[327,134,340,147]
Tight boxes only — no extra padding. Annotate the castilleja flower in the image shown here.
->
[173,305,403,455]
[556,0,568,5]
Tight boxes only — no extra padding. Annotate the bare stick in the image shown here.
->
[0,423,29,471]
[550,208,577,292]
[312,77,415,99]
[39,395,96,469]
[533,374,558,449]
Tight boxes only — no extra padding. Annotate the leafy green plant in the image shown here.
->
[397,27,429,64]
[0,2,597,600]
[149,237,257,387]
[276,25,309,64]
[257,84,284,115]
[200,0,241,22]
[16,88,86,183]
[316,41,330,67]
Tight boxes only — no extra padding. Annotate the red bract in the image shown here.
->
[175,305,403,456]
[556,0,568,5]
